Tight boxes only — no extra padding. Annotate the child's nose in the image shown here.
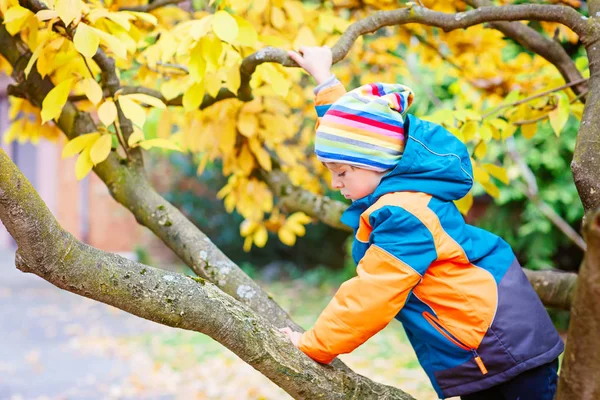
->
[331,177,343,188]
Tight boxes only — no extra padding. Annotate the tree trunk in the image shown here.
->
[556,209,600,400]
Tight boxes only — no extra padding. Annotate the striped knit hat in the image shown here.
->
[315,83,414,172]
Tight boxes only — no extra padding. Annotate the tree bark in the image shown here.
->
[0,149,415,400]
[556,209,600,400]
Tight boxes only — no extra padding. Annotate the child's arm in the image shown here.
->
[283,208,437,364]
[287,46,347,123]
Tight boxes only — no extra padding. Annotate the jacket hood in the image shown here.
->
[341,114,474,229]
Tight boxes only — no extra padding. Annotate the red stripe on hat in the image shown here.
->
[327,109,405,134]
[394,93,403,112]
[370,84,380,96]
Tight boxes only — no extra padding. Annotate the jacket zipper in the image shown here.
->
[423,312,488,375]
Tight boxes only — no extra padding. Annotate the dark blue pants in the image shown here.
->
[460,358,559,400]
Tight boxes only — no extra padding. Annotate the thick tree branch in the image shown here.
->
[466,0,588,100]
[557,208,600,399]
[120,0,187,12]
[0,21,333,361]
[522,269,578,311]
[0,151,414,400]
[262,169,351,232]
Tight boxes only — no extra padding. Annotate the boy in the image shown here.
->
[279,46,563,400]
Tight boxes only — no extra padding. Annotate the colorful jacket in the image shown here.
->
[298,81,564,398]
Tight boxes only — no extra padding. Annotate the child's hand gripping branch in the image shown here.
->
[279,327,302,348]
[287,46,333,85]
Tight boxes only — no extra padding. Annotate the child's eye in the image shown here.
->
[337,172,346,177]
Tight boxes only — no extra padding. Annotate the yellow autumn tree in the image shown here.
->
[1,0,599,398]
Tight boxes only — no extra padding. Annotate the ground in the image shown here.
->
[0,248,439,400]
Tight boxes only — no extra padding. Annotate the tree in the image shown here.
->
[0,0,598,398]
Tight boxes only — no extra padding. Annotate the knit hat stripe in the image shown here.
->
[314,82,415,171]
[315,150,392,171]
[317,123,403,148]
[316,134,403,158]
[329,105,405,134]
[322,113,404,140]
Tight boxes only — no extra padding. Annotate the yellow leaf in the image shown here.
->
[106,12,133,31]
[249,137,271,171]
[128,127,144,147]
[98,100,117,126]
[56,0,82,27]
[73,23,99,58]
[275,144,295,165]
[219,119,237,154]
[479,122,493,141]
[278,227,296,246]
[253,225,268,248]
[226,66,241,95]
[24,39,46,78]
[36,10,58,22]
[161,79,189,100]
[474,141,487,159]
[233,16,257,48]
[473,165,490,184]
[549,92,570,136]
[190,15,213,40]
[258,64,289,97]
[182,82,205,112]
[4,6,33,35]
[520,122,538,139]
[237,144,254,175]
[270,6,285,29]
[502,122,518,140]
[240,219,258,236]
[237,112,258,137]
[75,147,94,180]
[62,132,101,158]
[125,11,158,26]
[243,235,253,252]
[259,34,289,48]
[287,212,312,226]
[41,78,75,124]
[460,120,477,142]
[121,93,166,109]
[90,26,127,59]
[481,181,501,199]
[138,138,182,151]
[251,0,268,13]
[82,78,103,105]
[189,41,207,83]
[90,134,112,165]
[118,96,146,127]
[482,163,509,184]
[293,26,317,50]
[201,34,222,68]
[212,11,238,43]
[454,192,473,215]
[205,73,221,97]
[282,1,304,24]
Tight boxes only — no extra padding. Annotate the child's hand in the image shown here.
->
[287,46,333,85]
[279,327,303,347]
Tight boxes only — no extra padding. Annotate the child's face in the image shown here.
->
[326,163,387,201]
